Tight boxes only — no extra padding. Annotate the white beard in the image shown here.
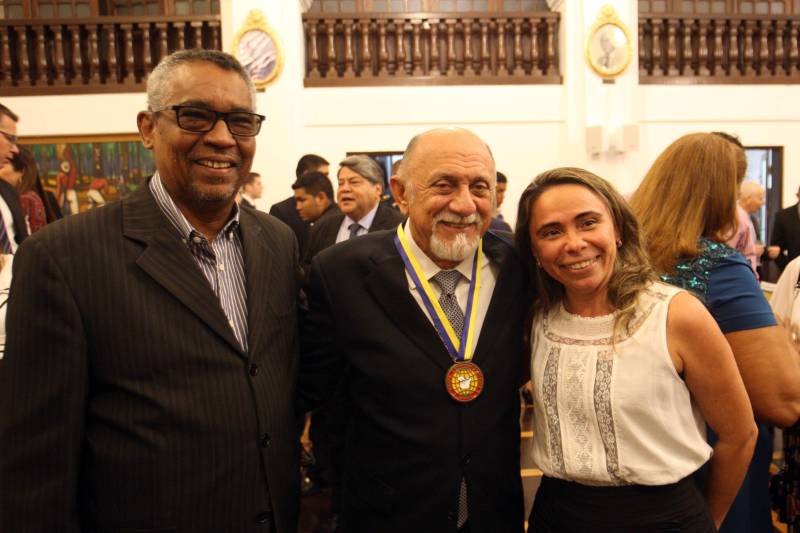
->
[429,211,482,262]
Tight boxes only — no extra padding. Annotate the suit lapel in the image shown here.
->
[363,234,454,371]
[122,185,245,357]
[239,210,274,356]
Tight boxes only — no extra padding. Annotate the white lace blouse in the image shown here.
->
[530,282,712,486]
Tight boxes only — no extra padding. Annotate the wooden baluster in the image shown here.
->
[361,20,371,77]
[120,23,134,84]
[446,19,456,75]
[307,21,320,79]
[651,18,663,75]
[413,20,422,75]
[666,18,679,75]
[775,19,786,76]
[69,24,83,84]
[459,20,470,76]
[325,20,336,77]
[497,18,508,76]
[430,20,440,75]
[33,24,46,85]
[142,22,153,83]
[176,22,187,52]
[759,20,770,76]
[712,19,723,76]
[546,16,557,76]
[743,18,755,76]
[529,17,539,75]
[344,19,354,78]
[19,25,30,86]
[107,23,119,84]
[378,20,388,75]
[209,21,220,49]
[403,20,413,75]
[0,26,10,86]
[698,18,710,76]
[88,23,101,84]
[190,21,202,49]
[638,19,647,77]
[53,24,66,85]
[790,21,799,75]
[513,18,523,76]
[684,19,694,75]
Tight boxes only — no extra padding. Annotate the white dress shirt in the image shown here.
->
[0,196,19,253]
[335,203,379,244]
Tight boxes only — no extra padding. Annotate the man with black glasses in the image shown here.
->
[0,104,27,253]
[0,50,300,533]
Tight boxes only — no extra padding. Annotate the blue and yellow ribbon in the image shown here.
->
[394,224,482,362]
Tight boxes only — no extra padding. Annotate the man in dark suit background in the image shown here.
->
[0,50,300,532]
[292,170,339,228]
[300,128,527,532]
[240,171,263,210]
[303,154,404,270]
[0,104,27,253]
[489,171,512,233]
[270,154,329,254]
[769,186,800,273]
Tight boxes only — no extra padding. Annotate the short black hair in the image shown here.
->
[0,103,19,123]
[296,154,329,179]
[292,170,334,200]
[242,172,260,186]
[497,171,507,184]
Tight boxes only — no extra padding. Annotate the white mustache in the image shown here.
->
[433,211,482,226]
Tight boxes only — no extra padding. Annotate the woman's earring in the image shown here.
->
[534,256,541,267]
[616,239,622,248]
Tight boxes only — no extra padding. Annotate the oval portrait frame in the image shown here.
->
[232,10,284,89]
[584,5,632,80]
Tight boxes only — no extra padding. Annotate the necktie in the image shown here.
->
[348,222,361,240]
[432,269,468,528]
[0,216,12,254]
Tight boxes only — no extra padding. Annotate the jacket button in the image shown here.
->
[249,363,260,376]
[260,433,271,448]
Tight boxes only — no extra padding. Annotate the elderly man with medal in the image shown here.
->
[300,127,530,533]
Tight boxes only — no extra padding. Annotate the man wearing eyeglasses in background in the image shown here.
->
[0,50,300,532]
[0,104,27,253]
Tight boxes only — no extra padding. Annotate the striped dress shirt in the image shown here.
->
[149,173,248,351]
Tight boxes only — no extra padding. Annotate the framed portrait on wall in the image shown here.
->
[585,5,632,79]
[19,134,154,216]
[232,10,284,89]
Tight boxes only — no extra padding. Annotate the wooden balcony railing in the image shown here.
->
[0,15,222,96]
[640,13,800,83]
[303,12,561,86]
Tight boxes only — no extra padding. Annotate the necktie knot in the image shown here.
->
[433,270,461,296]
[348,222,362,240]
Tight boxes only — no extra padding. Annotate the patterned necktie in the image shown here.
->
[348,222,362,240]
[432,269,468,528]
[0,216,12,254]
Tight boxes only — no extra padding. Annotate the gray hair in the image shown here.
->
[338,155,385,186]
[146,49,257,111]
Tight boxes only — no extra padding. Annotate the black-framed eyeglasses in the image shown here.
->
[154,105,265,137]
[0,130,18,145]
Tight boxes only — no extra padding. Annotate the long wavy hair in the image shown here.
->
[515,167,655,339]
[629,132,739,274]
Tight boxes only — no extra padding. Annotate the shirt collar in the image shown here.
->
[345,202,379,231]
[149,171,240,243]
[403,219,482,283]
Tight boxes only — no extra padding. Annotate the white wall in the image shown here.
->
[4,0,800,225]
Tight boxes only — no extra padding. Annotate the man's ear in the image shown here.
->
[389,176,409,209]
[137,111,155,150]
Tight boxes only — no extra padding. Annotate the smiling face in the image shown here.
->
[336,166,382,221]
[392,129,495,269]
[137,61,255,215]
[529,184,619,314]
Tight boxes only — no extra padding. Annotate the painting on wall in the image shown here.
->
[20,134,154,216]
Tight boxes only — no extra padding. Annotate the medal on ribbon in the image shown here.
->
[394,224,485,402]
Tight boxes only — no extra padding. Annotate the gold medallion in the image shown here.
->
[445,362,484,403]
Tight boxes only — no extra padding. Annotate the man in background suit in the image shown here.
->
[0,104,26,253]
[292,170,339,228]
[240,171,263,209]
[270,154,329,253]
[769,185,800,273]
[300,128,527,532]
[0,50,300,532]
[303,154,404,269]
[489,171,512,233]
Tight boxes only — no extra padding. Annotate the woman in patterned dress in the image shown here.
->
[516,167,756,532]
[630,132,800,533]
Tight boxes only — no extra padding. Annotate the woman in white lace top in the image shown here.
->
[514,168,757,532]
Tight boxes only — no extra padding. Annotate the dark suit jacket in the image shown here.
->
[302,203,405,270]
[771,203,800,271]
[269,195,308,255]
[0,185,300,532]
[240,196,256,210]
[489,216,512,233]
[299,230,527,533]
[0,178,29,246]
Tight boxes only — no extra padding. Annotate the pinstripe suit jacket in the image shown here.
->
[0,184,300,533]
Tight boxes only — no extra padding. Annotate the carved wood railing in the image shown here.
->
[640,13,800,83]
[0,15,222,95]
[303,11,561,86]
